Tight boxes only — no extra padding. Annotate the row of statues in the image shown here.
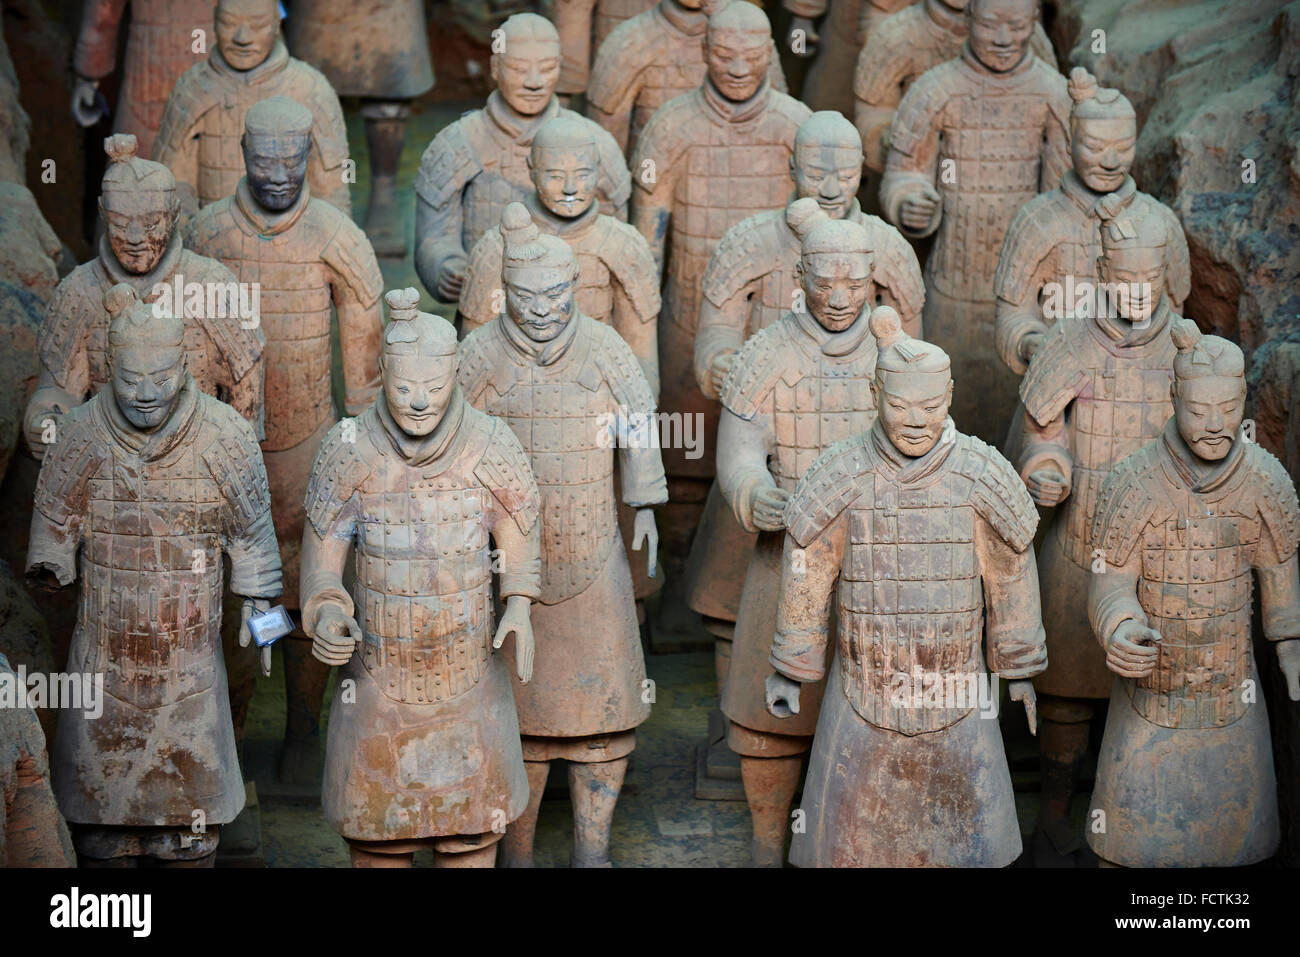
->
[4,0,1296,869]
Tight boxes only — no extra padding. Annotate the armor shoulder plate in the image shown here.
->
[599,218,661,321]
[1091,444,1160,566]
[631,91,698,172]
[586,14,658,113]
[286,59,350,170]
[461,228,506,322]
[702,209,785,307]
[183,195,234,251]
[199,397,270,530]
[993,193,1058,305]
[1141,192,1191,306]
[304,410,378,538]
[952,435,1039,553]
[32,403,103,524]
[854,11,916,104]
[721,320,788,422]
[1018,318,1090,426]
[591,319,655,411]
[888,62,956,159]
[180,250,266,380]
[37,266,98,382]
[786,435,872,548]
[415,115,483,208]
[860,213,924,319]
[1036,61,1072,130]
[455,326,504,401]
[473,411,540,536]
[768,90,814,130]
[1249,444,1300,563]
[153,64,218,164]
[316,205,384,306]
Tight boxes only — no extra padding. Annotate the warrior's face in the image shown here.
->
[243,131,310,211]
[505,263,578,342]
[492,36,561,117]
[705,27,771,103]
[215,0,279,72]
[800,251,872,333]
[1072,114,1136,193]
[381,354,457,438]
[111,343,186,431]
[792,144,862,220]
[873,371,953,457]
[968,0,1036,73]
[530,146,599,219]
[1173,375,1245,462]
[1100,244,1164,324]
[100,191,177,274]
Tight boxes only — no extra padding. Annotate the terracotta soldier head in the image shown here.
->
[241,96,312,212]
[869,307,953,457]
[1067,68,1137,194]
[788,198,874,332]
[500,202,580,342]
[215,0,281,72]
[99,134,180,275]
[527,115,600,220]
[705,2,773,104]
[1098,200,1167,325]
[379,288,459,438]
[491,13,562,118]
[1169,320,1246,463]
[967,0,1039,73]
[105,283,187,432]
[791,112,862,221]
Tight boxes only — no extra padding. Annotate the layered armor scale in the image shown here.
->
[776,428,1044,735]
[1091,433,1300,729]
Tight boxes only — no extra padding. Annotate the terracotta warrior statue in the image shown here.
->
[1015,199,1180,864]
[716,206,882,865]
[27,284,282,866]
[301,288,540,868]
[766,308,1047,866]
[588,0,787,158]
[1088,321,1300,867]
[458,203,667,868]
[995,69,1189,379]
[0,652,76,867]
[154,0,352,221]
[285,0,435,256]
[186,96,384,787]
[685,111,921,695]
[632,1,811,490]
[415,12,630,304]
[24,134,265,461]
[881,0,1069,444]
[72,0,217,158]
[459,114,660,393]
[854,0,1055,176]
